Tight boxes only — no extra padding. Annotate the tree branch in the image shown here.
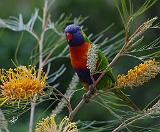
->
[46,86,73,114]
[112,114,148,132]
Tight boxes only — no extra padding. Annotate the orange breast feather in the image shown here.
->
[69,42,90,69]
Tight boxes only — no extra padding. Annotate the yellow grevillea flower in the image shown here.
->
[0,66,46,105]
[35,115,78,132]
[116,60,160,88]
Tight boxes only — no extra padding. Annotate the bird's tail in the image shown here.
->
[114,90,140,111]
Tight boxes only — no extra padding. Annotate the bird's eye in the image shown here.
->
[66,32,73,41]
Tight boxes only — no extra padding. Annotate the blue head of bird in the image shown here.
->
[65,24,84,47]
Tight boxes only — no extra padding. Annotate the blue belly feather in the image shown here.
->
[74,68,93,85]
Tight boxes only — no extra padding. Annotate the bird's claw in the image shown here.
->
[83,93,91,103]
[83,85,96,103]
[89,84,96,95]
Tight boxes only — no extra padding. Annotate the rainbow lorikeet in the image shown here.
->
[65,24,138,110]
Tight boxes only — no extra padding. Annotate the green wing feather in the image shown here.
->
[96,50,115,90]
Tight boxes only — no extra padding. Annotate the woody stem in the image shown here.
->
[28,1,48,132]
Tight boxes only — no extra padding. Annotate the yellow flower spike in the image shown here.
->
[35,115,78,132]
[0,66,46,105]
[116,60,160,88]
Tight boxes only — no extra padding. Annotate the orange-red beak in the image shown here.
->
[66,32,73,42]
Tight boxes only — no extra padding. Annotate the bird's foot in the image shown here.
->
[89,84,96,95]
[83,93,91,103]
[83,85,96,103]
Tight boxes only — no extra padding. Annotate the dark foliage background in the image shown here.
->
[0,0,160,131]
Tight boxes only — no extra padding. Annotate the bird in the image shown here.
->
[64,24,139,110]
